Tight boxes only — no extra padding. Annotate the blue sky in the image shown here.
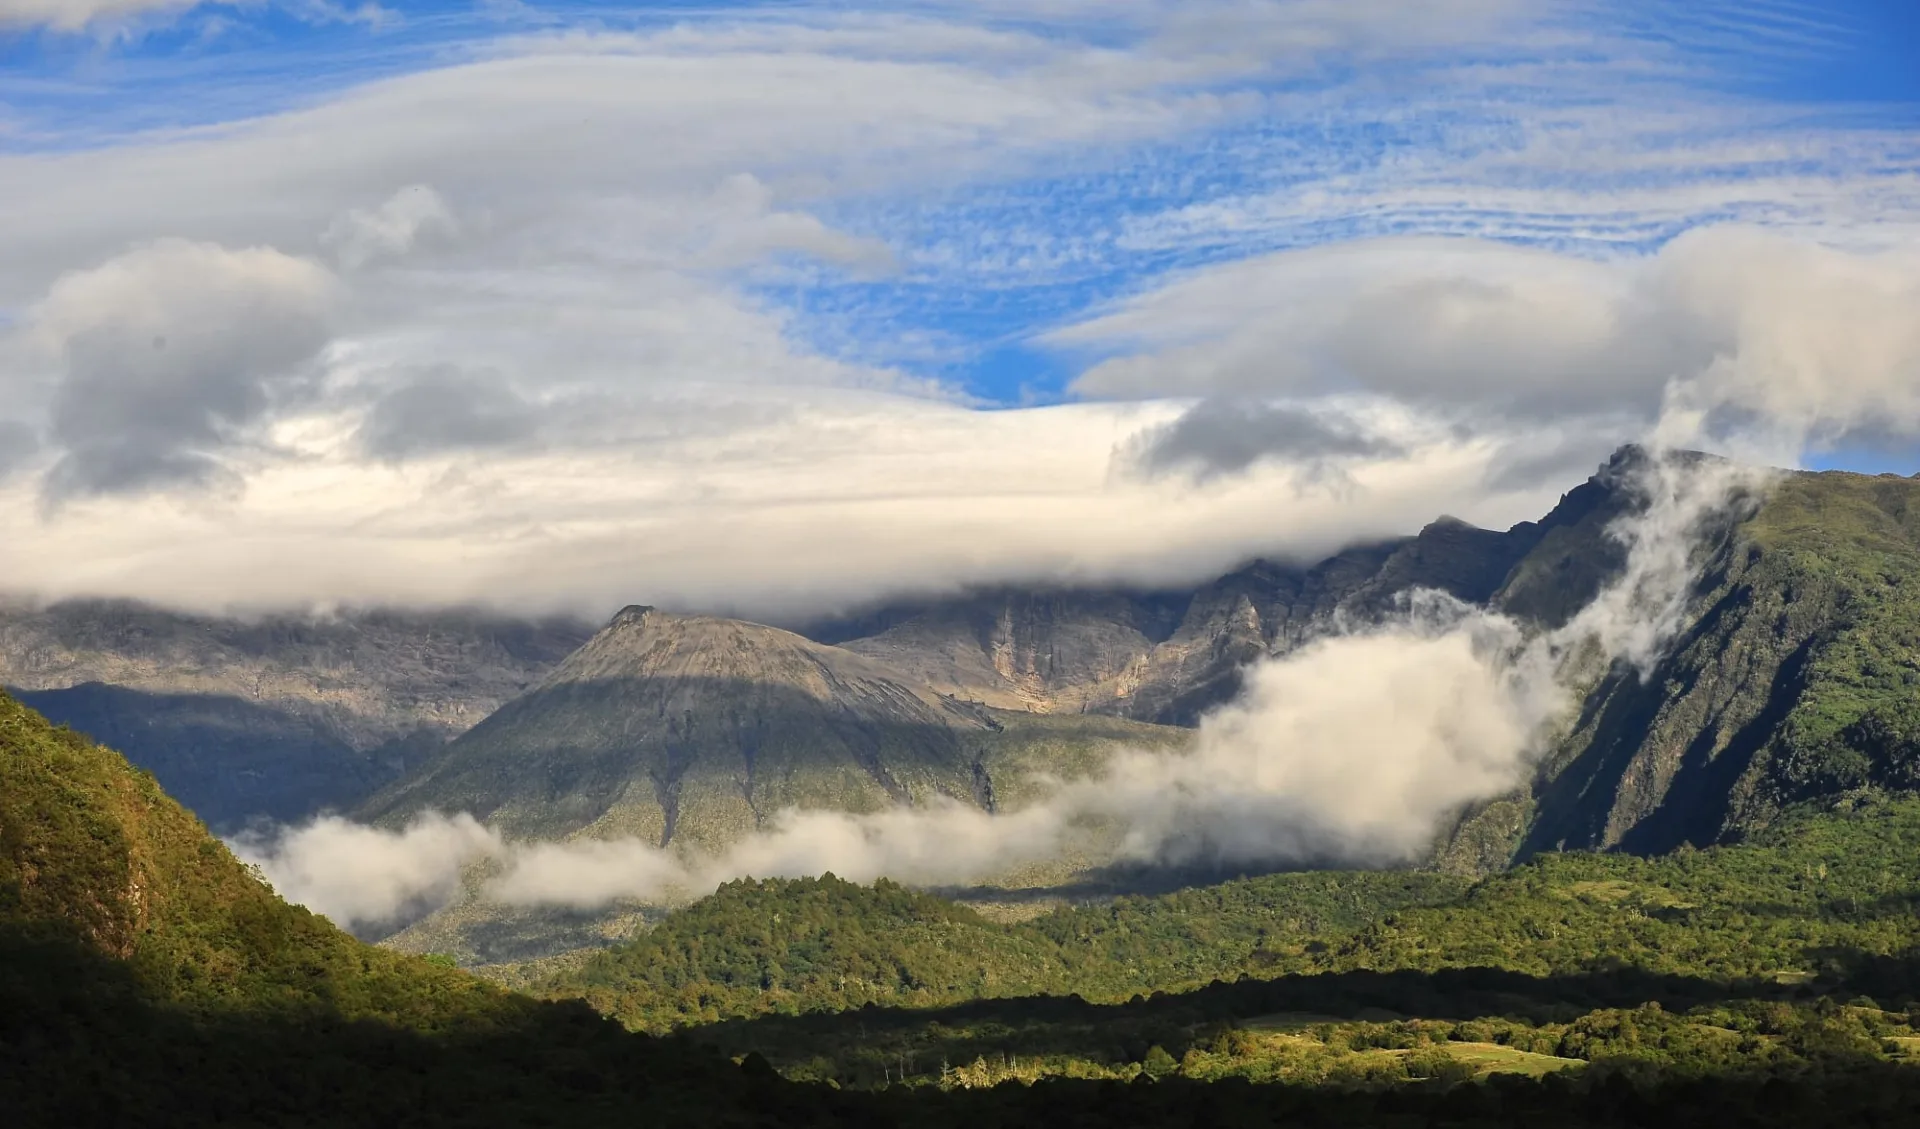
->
[7,1,1919,407]
[2,0,1920,612]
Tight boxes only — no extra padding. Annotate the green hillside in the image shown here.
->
[1514,469,1920,857]
[0,688,503,1026]
[548,869,1469,1031]
[0,689,859,1126]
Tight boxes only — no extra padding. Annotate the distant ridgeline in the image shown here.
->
[8,688,1920,1127]
[9,452,1920,876]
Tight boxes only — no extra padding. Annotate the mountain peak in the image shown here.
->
[609,604,657,629]
[359,609,994,844]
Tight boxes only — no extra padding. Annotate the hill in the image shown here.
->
[353,461,1629,867]
[546,870,1471,1032]
[1506,468,1920,857]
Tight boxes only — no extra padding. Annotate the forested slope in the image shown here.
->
[0,690,850,1126]
[547,795,1920,1038]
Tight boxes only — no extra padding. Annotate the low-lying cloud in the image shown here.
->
[235,450,1760,931]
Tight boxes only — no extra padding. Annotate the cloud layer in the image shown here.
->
[1,4,1915,613]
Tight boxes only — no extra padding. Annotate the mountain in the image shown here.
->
[356,448,1657,870]
[360,605,1185,850]
[1510,467,1920,856]
[0,600,591,829]
[24,448,1920,889]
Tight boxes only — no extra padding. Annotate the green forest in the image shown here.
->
[541,795,1920,1095]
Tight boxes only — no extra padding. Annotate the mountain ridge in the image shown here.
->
[0,600,594,828]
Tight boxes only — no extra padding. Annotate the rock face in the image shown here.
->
[0,601,592,829]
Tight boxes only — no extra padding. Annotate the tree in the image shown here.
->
[1141,1046,1178,1079]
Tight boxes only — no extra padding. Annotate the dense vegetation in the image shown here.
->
[693,966,1920,1093]
[0,690,504,1028]
[0,689,860,1125]
[550,870,1470,1030]
[548,794,1920,1038]
[1749,474,1920,797]
[529,789,1920,1119]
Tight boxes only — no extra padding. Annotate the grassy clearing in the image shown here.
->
[1397,1043,1583,1078]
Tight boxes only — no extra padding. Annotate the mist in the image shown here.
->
[233,448,1764,932]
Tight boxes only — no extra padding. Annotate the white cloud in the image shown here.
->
[26,239,337,503]
[0,393,1565,618]
[0,0,211,31]
[321,185,458,270]
[0,0,393,31]
[1061,227,1920,461]
[232,811,497,930]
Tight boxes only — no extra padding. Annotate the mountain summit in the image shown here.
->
[359,606,1003,847]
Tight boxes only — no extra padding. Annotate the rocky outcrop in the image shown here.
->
[801,505,1569,727]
